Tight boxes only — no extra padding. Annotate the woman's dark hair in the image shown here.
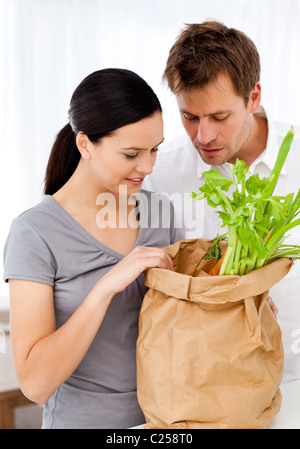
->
[44,69,162,195]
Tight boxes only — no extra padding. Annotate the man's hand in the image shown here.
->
[267,296,278,318]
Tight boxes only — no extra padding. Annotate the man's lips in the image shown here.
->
[199,147,224,154]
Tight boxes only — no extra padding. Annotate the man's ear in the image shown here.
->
[248,82,262,113]
[76,131,92,160]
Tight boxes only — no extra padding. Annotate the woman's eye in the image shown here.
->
[124,153,138,159]
[124,148,159,159]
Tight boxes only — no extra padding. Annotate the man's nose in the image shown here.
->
[197,120,217,145]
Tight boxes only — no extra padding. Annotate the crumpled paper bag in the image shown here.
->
[136,239,292,429]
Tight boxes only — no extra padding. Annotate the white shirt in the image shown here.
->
[144,107,300,383]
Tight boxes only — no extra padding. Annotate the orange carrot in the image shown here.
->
[208,248,228,275]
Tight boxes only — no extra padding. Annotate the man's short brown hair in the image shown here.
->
[163,21,261,105]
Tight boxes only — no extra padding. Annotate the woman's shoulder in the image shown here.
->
[14,195,53,221]
[8,195,61,239]
[14,195,62,224]
[4,197,57,285]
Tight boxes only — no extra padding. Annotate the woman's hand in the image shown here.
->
[100,246,174,295]
[9,246,174,403]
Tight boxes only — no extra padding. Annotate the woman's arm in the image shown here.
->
[9,246,173,404]
[9,277,114,404]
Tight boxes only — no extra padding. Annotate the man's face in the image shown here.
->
[176,74,261,166]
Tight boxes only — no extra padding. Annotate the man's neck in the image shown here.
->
[235,114,268,167]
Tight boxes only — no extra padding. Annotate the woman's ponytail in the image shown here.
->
[44,123,79,195]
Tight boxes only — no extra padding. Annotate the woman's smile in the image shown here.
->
[124,177,145,186]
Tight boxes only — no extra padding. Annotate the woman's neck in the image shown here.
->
[52,160,140,254]
[52,160,136,225]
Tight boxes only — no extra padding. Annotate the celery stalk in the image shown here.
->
[192,127,300,275]
[266,126,295,197]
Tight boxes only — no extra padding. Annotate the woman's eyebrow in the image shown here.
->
[122,138,165,151]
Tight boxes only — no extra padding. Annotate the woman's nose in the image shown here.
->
[136,154,155,175]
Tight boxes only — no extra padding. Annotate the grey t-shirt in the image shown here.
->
[3,191,179,429]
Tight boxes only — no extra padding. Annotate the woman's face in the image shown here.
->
[81,111,164,197]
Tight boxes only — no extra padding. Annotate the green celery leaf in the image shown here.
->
[201,170,233,191]
[231,159,249,184]
[246,174,270,196]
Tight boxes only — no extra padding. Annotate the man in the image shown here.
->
[144,21,300,383]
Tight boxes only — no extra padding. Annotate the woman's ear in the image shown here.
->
[248,82,262,113]
[76,132,92,160]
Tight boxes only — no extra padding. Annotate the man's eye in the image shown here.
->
[182,113,197,121]
[213,115,229,122]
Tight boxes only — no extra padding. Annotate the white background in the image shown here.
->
[1,0,300,296]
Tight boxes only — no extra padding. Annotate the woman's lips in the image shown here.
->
[125,177,144,186]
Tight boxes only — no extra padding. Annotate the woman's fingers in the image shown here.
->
[101,246,174,295]
[133,246,174,271]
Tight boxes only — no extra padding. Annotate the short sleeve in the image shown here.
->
[3,217,56,286]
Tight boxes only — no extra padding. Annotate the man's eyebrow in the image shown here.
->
[180,109,230,117]
[209,110,230,116]
[121,138,165,151]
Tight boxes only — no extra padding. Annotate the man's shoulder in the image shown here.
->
[159,134,191,157]
[145,134,193,181]
[273,120,300,141]
[144,134,201,194]
[154,134,198,170]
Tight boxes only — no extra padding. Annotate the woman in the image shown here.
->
[3,69,178,428]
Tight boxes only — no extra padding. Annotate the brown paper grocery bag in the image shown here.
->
[136,239,292,429]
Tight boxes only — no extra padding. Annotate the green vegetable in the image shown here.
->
[203,234,227,260]
[192,126,300,275]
